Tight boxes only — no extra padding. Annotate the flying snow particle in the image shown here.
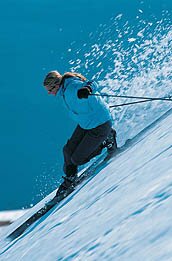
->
[128,38,136,42]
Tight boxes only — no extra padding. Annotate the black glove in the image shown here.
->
[77,86,92,99]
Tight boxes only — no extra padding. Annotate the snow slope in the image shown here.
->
[0,210,27,232]
[0,108,172,260]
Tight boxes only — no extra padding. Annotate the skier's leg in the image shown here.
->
[63,125,87,176]
[71,120,112,166]
[87,127,117,159]
[56,126,86,196]
[56,121,111,197]
[102,128,118,153]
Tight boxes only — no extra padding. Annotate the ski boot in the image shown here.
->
[102,128,118,156]
[45,176,76,207]
[56,176,75,197]
[56,164,78,197]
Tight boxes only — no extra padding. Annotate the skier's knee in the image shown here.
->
[71,156,80,166]
[64,164,78,177]
[71,155,84,166]
[63,144,71,158]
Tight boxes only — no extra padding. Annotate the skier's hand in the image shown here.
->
[77,86,92,99]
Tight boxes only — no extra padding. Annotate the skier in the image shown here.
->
[43,71,117,196]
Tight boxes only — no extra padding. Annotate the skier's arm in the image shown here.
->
[77,81,93,99]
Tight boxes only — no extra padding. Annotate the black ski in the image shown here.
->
[7,150,114,241]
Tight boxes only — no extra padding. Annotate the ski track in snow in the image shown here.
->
[0,109,172,260]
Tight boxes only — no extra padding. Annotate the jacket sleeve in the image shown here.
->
[77,86,92,99]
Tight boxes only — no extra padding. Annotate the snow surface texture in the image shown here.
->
[0,210,27,233]
[0,210,27,224]
[0,108,172,260]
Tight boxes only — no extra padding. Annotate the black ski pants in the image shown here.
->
[63,120,112,175]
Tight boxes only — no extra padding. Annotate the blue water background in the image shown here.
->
[0,0,171,210]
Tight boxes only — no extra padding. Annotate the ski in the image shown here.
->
[6,150,115,241]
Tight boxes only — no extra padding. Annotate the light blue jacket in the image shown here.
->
[58,77,112,129]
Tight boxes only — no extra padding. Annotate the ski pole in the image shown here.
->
[91,93,172,102]
[109,99,154,108]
